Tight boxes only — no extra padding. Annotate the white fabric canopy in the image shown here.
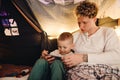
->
[27,0,120,37]
[89,0,120,19]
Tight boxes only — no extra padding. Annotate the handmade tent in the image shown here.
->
[0,0,120,66]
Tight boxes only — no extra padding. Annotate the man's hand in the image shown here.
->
[62,54,87,68]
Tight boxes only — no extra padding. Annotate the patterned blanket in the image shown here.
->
[67,64,120,80]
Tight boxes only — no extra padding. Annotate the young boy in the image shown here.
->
[28,32,74,80]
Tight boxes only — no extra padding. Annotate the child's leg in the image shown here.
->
[50,60,66,80]
[28,58,50,80]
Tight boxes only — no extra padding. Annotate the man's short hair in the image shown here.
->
[75,1,98,18]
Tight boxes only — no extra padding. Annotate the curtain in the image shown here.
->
[12,0,42,32]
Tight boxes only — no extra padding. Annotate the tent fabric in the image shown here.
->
[12,0,42,32]
[88,0,120,19]
[27,0,120,37]
[27,0,79,37]
[0,0,55,65]
[12,0,55,51]
[38,0,85,5]
[38,0,120,19]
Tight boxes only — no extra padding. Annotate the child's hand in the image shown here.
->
[41,50,48,58]
[41,50,55,64]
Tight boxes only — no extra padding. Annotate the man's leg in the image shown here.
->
[28,58,50,80]
[50,60,66,80]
